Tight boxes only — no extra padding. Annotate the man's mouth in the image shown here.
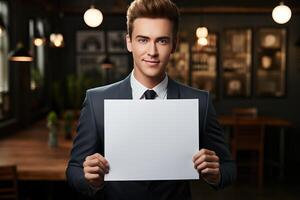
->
[143,59,160,64]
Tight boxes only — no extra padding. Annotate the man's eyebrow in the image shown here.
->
[135,35,149,39]
[156,36,171,40]
[135,35,171,40]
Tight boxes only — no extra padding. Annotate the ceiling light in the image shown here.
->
[272,2,292,24]
[84,5,103,28]
[9,43,33,62]
[197,37,208,46]
[196,27,208,38]
[50,33,64,48]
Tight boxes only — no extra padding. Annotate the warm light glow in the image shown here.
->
[196,27,208,38]
[50,33,64,47]
[54,40,62,47]
[272,2,292,24]
[197,37,208,46]
[10,56,33,62]
[31,81,37,90]
[84,6,103,28]
[33,38,45,46]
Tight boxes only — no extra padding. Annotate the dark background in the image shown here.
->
[2,0,300,184]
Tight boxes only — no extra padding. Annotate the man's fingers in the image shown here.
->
[200,168,220,175]
[193,154,219,166]
[192,149,216,162]
[84,159,109,174]
[195,161,219,171]
[86,153,108,165]
[84,157,108,168]
[84,166,105,175]
[84,173,100,180]
[83,158,100,167]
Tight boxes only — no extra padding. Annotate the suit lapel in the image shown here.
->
[167,77,180,99]
[118,75,133,99]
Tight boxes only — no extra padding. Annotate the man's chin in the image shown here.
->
[144,69,165,79]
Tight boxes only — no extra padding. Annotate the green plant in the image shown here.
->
[66,74,103,110]
[47,111,58,127]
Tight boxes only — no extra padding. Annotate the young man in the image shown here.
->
[66,0,236,199]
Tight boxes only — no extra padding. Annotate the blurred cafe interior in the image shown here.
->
[0,0,300,199]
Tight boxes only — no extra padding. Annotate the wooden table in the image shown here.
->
[0,121,72,181]
[218,115,292,179]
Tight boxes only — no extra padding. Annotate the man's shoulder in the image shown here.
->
[171,79,209,99]
[86,80,124,98]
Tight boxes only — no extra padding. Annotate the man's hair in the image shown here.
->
[126,0,180,39]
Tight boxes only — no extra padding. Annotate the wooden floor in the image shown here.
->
[0,120,72,181]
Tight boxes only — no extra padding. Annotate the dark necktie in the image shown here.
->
[144,90,157,99]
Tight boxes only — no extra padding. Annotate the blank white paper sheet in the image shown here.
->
[104,99,199,181]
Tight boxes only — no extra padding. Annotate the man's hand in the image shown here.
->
[83,153,109,189]
[192,149,221,185]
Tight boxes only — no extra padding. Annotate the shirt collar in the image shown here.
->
[130,70,168,99]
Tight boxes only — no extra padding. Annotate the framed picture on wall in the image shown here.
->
[107,31,127,53]
[76,30,105,53]
[256,28,286,97]
[222,28,252,97]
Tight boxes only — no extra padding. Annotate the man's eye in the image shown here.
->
[138,38,148,43]
[158,39,169,45]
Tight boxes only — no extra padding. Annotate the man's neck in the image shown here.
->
[133,71,165,89]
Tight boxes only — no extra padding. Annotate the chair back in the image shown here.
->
[232,107,257,118]
[231,107,263,150]
[0,165,18,200]
[231,107,264,189]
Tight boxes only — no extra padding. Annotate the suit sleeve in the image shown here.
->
[202,94,236,189]
[66,91,102,197]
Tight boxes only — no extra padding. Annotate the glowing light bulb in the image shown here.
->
[84,6,103,28]
[196,27,208,38]
[197,37,208,46]
[272,2,292,24]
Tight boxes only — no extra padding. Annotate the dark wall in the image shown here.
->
[53,12,300,173]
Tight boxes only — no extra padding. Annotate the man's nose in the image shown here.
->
[147,42,158,57]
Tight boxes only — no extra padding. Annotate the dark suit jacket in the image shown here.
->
[66,75,236,200]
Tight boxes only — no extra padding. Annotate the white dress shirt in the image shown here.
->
[130,71,168,100]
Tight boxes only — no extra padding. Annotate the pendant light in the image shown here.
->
[272,2,292,24]
[84,3,103,28]
[50,33,64,48]
[196,27,209,46]
[9,43,33,62]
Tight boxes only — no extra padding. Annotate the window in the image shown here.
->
[0,1,10,120]
[29,18,46,112]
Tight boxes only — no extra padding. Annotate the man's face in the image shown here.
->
[126,18,176,85]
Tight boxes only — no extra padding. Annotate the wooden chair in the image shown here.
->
[0,165,18,200]
[231,108,265,189]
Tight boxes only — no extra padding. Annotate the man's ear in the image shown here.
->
[171,36,178,53]
[126,34,132,52]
